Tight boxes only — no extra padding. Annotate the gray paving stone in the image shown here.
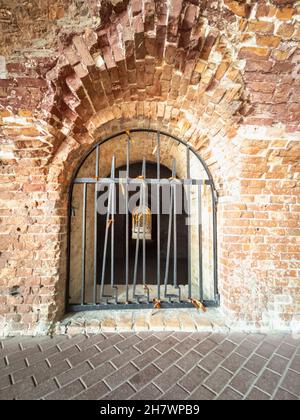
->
[154,349,182,370]
[176,350,202,372]
[222,352,246,373]
[247,387,270,400]
[45,379,85,400]
[267,354,289,375]
[74,381,110,400]
[179,366,209,393]
[154,365,185,392]
[217,387,243,400]
[132,347,161,369]
[203,367,232,394]
[130,383,162,400]
[105,362,138,390]
[0,333,299,400]
[102,382,136,400]
[229,368,257,395]
[160,384,189,400]
[274,388,298,401]
[82,362,115,387]
[189,385,215,400]
[254,369,281,395]
[281,369,300,397]
[244,354,267,374]
[130,364,161,391]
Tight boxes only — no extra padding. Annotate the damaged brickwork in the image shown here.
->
[0,0,299,336]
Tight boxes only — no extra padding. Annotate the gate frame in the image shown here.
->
[66,129,220,312]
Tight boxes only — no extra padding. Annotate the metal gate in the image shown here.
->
[67,129,219,311]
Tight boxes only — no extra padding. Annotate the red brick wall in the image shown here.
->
[0,0,299,334]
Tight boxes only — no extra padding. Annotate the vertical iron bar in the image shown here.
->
[81,183,87,305]
[125,137,130,303]
[142,158,146,288]
[93,145,99,304]
[212,188,219,303]
[187,146,192,299]
[173,160,177,288]
[164,179,173,297]
[133,217,141,300]
[111,156,115,288]
[100,159,114,300]
[157,131,161,300]
[198,184,203,302]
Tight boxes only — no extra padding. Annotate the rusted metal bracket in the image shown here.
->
[190,298,206,312]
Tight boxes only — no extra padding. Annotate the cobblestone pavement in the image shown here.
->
[0,332,299,400]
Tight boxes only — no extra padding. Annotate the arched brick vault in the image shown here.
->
[0,0,300,333]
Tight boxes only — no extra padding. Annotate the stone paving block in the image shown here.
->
[229,368,257,395]
[244,354,267,374]
[134,335,161,352]
[194,338,218,356]
[221,352,246,373]
[276,342,296,359]
[266,354,289,375]
[102,382,136,400]
[105,362,138,390]
[130,383,162,400]
[254,368,281,396]
[17,378,58,400]
[179,366,209,393]
[215,340,236,358]
[173,336,198,355]
[256,342,277,359]
[176,350,202,372]
[154,365,185,392]
[290,355,300,373]
[155,335,180,354]
[199,351,224,372]
[154,349,181,371]
[45,379,85,400]
[56,361,93,387]
[273,388,298,401]
[0,333,299,401]
[130,364,161,391]
[235,339,257,358]
[74,381,110,400]
[89,346,120,368]
[203,367,232,394]
[111,346,141,369]
[281,369,300,397]
[247,387,270,400]
[160,384,189,400]
[132,347,161,369]
[189,385,215,400]
[217,387,242,400]
[82,362,115,388]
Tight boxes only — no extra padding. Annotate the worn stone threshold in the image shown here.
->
[55,307,230,335]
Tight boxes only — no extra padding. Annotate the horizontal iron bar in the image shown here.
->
[68,300,218,312]
[74,177,213,186]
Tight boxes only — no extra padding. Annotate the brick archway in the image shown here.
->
[0,1,299,335]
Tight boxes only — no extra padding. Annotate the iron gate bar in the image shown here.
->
[125,136,130,303]
[100,156,117,303]
[187,146,192,300]
[93,145,99,304]
[81,183,87,305]
[157,130,161,301]
[68,128,219,311]
[198,184,204,302]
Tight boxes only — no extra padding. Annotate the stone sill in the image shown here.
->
[55,308,230,336]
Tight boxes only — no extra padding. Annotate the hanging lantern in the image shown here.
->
[132,206,152,240]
